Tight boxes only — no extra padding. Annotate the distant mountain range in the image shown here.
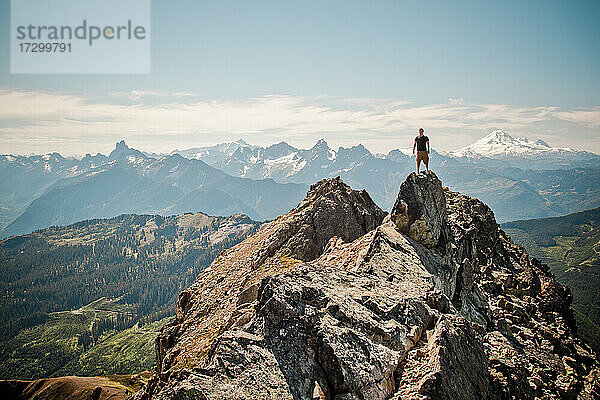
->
[1,131,599,237]
[0,141,306,238]
[502,207,600,353]
[161,130,600,178]
[160,131,600,222]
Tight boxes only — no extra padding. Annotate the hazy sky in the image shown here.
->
[1,0,599,155]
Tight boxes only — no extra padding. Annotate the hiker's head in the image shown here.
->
[419,128,424,136]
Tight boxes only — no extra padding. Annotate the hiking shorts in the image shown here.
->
[416,151,429,164]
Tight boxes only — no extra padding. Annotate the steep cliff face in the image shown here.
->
[137,173,599,400]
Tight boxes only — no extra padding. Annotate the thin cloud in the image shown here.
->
[554,107,600,127]
[0,88,598,155]
[107,90,197,101]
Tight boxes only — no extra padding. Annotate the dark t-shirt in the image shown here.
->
[415,135,429,151]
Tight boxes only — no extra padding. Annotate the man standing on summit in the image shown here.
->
[412,128,430,174]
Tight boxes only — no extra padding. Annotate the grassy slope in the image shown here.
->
[0,297,168,379]
[57,317,169,377]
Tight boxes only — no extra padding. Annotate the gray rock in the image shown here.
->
[395,315,490,400]
[389,172,448,249]
[136,173,599,400]
[253,176,387,264]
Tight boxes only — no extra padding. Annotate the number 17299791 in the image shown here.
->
[19,42,72,52]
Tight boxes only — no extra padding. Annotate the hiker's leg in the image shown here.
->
[416,156,421,173]
[424,157,429,172]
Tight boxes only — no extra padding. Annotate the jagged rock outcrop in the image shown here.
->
[136,172,599,400]
[252,176,387,263]
[388,172,448,249]
[144,177,386,396]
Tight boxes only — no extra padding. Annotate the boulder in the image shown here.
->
[389,172,447,249]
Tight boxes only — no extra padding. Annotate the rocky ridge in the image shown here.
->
[137,172,599,399]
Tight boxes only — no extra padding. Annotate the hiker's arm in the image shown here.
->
[412,140,416,154]
[427,140,430,153]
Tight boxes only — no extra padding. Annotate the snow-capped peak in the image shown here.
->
[448,130,576,158]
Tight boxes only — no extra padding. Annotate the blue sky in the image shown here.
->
[1,0,599,155]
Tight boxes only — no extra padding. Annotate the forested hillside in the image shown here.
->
[0,212,261,379]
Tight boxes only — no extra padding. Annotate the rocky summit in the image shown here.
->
[136,172,599,400]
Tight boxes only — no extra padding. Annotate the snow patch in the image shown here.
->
[263,153,306,177]
[128,155,146,164]
[328,149,337,161]
[397,148,414,156]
